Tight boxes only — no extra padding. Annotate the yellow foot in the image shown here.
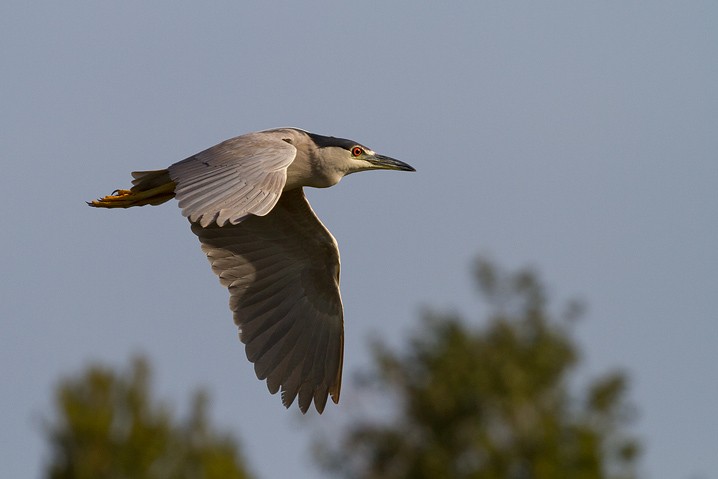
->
[87,182,175,208]
[87,189,134,208]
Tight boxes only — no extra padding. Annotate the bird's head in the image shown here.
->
[306,131,415,178]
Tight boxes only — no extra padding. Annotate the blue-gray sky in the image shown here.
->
[2,2,716,477]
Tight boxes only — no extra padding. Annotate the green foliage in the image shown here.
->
[316,258,640,479]
[44,356,252,479]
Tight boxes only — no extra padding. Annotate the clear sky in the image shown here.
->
[2,2,716,478]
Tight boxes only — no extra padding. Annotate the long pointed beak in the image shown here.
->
[367,154,416,172]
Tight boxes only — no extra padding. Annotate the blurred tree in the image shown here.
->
[316,258,640,479]
[43,355,253,479]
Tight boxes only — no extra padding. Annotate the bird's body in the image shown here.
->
[89,127,414,413]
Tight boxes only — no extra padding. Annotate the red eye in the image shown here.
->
[351,146,363,157]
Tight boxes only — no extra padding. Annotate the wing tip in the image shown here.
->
[275,381,336,415]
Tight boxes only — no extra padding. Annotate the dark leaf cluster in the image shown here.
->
[43,356,252,479]
[317,258,640,479]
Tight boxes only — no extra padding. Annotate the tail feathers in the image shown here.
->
[131,169,173,190]
[88,169,176,209]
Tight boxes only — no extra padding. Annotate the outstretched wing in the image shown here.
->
[191,188,344,414]
[168,132,296,227]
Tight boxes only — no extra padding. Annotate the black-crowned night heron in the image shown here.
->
[88,127,415,413]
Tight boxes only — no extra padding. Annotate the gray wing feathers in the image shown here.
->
[169,134,296,227]
[190,188,344,413]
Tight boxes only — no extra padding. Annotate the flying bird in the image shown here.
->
[88,127,415,413]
